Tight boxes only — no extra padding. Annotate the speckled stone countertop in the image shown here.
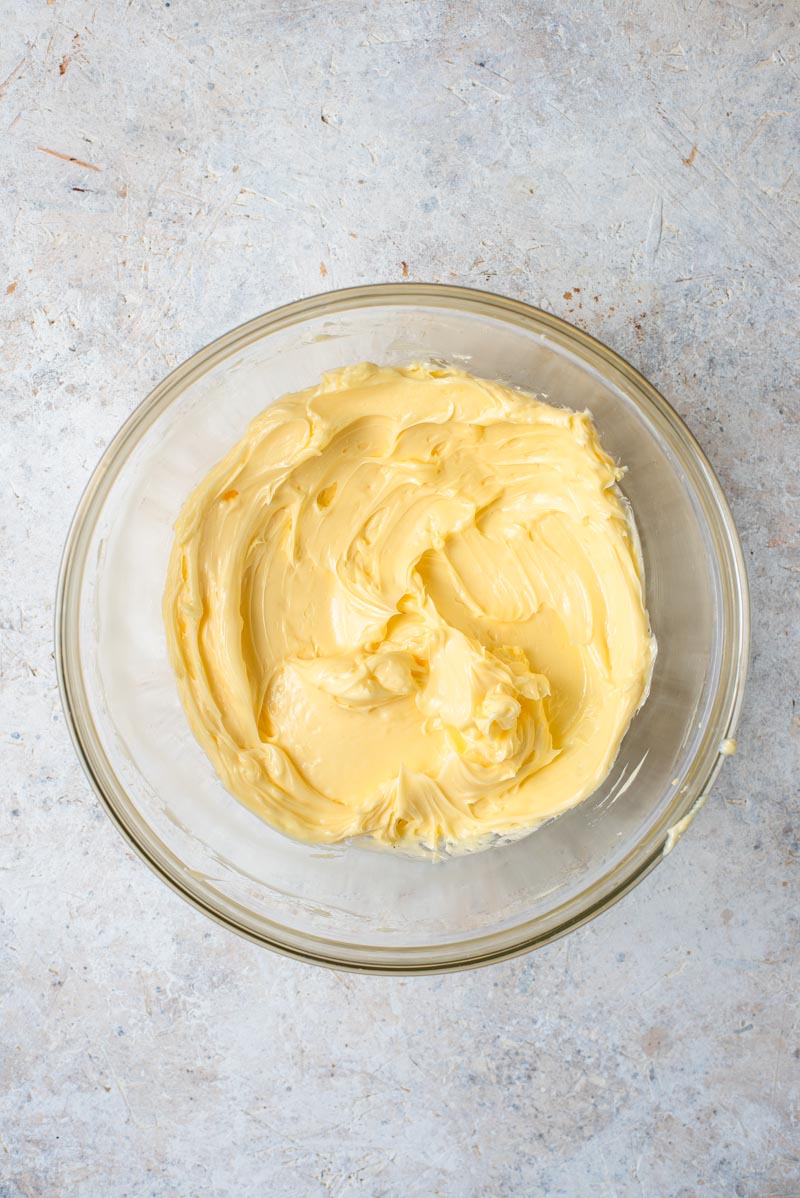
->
[1,2,798,1195]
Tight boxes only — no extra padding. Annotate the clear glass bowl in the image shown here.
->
[56,284,749,973]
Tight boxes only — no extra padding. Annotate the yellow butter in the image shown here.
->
[164,363,655,851]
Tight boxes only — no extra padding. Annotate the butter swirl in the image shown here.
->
[164,363,655,850]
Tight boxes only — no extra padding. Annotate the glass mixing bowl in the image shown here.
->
[56,284,749,973]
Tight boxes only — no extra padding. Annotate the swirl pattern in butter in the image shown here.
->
[164,363,655,850]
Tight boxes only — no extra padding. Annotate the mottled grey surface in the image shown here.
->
[1,1,798,1195]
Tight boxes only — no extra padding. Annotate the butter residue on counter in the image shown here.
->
[164,363,656,852]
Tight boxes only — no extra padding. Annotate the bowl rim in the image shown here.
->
[55,282,750,974]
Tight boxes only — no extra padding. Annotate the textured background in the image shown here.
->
[1,1,798,1195]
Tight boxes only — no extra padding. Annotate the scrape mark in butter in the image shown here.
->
[597,749,649,810]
